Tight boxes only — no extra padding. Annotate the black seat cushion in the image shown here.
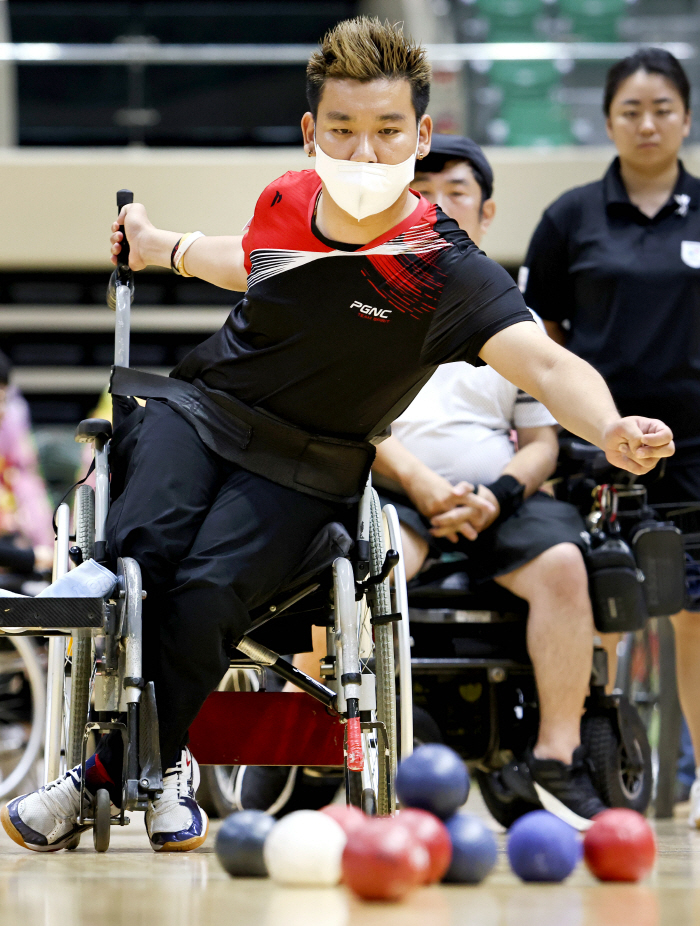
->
[243,521,353,656]
[408,570,528,616]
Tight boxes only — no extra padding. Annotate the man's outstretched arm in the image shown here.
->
[479,322,674,475]
[109,203,248,292]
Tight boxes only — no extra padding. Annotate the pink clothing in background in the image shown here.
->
[0,387,54,548]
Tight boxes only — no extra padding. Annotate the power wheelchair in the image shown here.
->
[404,436,693,828]
[0,190,414,849]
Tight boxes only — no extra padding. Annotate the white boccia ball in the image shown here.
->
[263,809,348,886]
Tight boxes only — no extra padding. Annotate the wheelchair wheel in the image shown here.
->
[581,703,652,814]
[0,636,46,800]
[93,787,111,852]
[66,485,95,769]
[367,489,397,815]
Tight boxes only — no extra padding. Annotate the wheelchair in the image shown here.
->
[406,436,694,828]
[406,556,652,828]
[191,486,414,818]
[556,438,700,818]
[0,190,413,849]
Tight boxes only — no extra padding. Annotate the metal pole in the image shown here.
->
[114,283,131,368]
[0,41,694,65]
[44,503,69,783]
[93,441,109,546]
[0,1,17,146]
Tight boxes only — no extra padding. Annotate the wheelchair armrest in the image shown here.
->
[75,418,113,444]
[558,437,605,465]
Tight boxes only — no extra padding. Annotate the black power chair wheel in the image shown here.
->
[581,702,652,814]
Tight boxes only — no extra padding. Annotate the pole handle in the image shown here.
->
[116,189,134,279]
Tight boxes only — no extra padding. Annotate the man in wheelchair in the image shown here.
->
[373,135,609,828]
[3,18,673,853]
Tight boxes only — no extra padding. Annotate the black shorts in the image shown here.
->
[378,489,588,585]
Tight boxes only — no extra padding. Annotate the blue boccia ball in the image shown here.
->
[507,811,581,883]
[395,744,470,820]
[443,813,498,884]
[215,810,276,877]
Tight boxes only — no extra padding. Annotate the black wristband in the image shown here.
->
[484,474,525,522]
[170,237,182,274]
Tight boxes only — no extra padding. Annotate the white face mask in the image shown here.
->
[313,137,418,221]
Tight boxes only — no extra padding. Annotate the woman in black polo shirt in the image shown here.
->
[522,47,700,826]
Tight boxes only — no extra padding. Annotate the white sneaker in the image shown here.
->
[688,771,700,829]
[145,748,208,852]
[1,766,90,852]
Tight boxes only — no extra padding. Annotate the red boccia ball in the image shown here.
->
[321,804,366,838]
[395,808,452,884]
[584,809,656,882]
[342,817,429,902]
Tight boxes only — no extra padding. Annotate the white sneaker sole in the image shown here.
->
[1,803,86,853]
[533,782,595,832]
[148,814,209,852]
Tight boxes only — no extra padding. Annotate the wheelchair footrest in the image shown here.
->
[0,597,105,629]
[189,691,344,767]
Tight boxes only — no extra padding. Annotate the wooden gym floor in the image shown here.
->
[0,788,698,926]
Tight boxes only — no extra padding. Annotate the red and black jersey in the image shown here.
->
[172,169,532,440]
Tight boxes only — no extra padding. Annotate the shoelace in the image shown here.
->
[155,754,192,807]
[40,769,85,822]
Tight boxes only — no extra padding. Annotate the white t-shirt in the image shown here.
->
[390,312,556,487]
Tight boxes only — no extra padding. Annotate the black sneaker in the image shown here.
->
[495,747,606,831]
[526,746,607,831]
[236,765,344,818]
[235,766,298,816]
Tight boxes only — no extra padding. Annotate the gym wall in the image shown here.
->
[6,144,700,270]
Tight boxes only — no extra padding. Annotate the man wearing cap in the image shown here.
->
[372,135,604,827]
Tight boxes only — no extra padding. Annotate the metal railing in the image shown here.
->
[0,41,695,64]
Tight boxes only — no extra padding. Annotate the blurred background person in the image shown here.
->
[0,350,53,590]
[372,135,604,825]
[522,48,700,826]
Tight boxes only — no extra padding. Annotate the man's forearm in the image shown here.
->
[501,441,558,497]
[141,232,246,291]
[534,351,619,447]
[140,226,181,269]
[372,435,432,493]
[179,236,247,291]
[480,323,619,450]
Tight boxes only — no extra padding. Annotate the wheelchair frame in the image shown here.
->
[0,190,414,847]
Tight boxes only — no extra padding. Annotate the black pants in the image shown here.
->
[104,400,343,768]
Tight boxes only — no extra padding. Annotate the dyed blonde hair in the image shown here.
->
[306,17,431,120]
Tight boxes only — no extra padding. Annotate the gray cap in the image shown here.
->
[418,134,494,200]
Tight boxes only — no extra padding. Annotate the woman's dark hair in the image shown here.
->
[604,48,691,116]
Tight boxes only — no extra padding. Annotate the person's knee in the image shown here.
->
[401,525,429,581]
[526,542,589,606]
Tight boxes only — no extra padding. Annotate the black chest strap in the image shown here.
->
[109,366,375,505]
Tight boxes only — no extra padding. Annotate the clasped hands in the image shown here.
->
[405,469,499,544]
